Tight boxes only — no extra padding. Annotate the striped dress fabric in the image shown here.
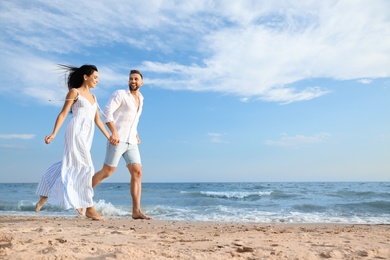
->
[36,93,97,209]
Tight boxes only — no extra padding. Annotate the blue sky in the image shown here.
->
[0,0,389,183]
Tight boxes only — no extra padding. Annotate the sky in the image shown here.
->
[0,0,389,183]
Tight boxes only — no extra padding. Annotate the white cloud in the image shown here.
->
[358,78,373,84]
[265,133,330,147]
[0,144,29,150]
[1,0,390,104]
[140,0,390,102]
[0,134,36,139]
[240,97,250,103]
[208,132,227,143]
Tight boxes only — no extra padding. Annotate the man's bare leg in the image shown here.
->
[35,196,48,212]
[88,164,115,220]
[128,164,151,220]
[93,164,116,188]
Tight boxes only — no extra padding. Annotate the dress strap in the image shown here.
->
[74,89,79,101]
[96,101,107,118]
[65,89,79,101]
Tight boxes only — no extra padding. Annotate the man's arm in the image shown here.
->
[104,91,122,145]
[106,121,120,145]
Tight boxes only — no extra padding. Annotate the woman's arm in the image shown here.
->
[45,89,78,144]
[94,109,110,140]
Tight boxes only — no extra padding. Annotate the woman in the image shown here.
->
[35,64,110,220]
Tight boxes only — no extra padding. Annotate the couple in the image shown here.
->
[35,65,150,221]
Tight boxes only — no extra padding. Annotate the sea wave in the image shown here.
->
[2,182,390,224]
[199,191,272,199]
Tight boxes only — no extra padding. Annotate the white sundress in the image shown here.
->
[36,91,97,209]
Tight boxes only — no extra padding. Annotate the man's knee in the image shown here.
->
[128,164,142,179]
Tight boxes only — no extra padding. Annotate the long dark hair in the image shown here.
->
[58,64,98,91]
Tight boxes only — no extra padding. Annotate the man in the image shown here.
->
[92,69,151,220]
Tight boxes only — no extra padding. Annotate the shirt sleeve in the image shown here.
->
[103,90,122,123]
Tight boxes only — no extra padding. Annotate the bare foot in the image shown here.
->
[76,208,84,216]
[86,207,105,221]
[132,211,152,220]
[35,196,48,212]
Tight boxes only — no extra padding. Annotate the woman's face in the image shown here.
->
[85,71,99,88]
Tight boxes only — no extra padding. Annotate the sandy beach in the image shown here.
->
[0,216,390,259]
[0,216,389,259]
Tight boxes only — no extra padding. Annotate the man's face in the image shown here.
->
[128,73,143,91]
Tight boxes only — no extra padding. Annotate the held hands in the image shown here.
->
[45,134,56,144]
[109,132,120,146]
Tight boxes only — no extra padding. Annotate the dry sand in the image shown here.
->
[1,216,389,259]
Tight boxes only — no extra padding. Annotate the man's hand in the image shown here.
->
[109,132,120,146]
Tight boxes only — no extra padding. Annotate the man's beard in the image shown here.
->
[130,84,139,91]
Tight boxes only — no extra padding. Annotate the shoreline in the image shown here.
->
[1,216,390,259]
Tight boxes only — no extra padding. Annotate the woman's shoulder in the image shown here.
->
[69,88,80,95]
[66,88,79,100]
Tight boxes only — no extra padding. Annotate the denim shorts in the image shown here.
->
[104,142,142,167]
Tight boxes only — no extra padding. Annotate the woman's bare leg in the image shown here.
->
[85,206,105,221]
[76,208,84,215]
[35,196,48,212]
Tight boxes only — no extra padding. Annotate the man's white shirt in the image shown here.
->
[103,89,143,144]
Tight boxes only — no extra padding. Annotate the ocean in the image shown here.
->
[0,182,389,224]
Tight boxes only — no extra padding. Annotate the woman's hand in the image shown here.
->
[45,134,56,144]
[109,132,120,146]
